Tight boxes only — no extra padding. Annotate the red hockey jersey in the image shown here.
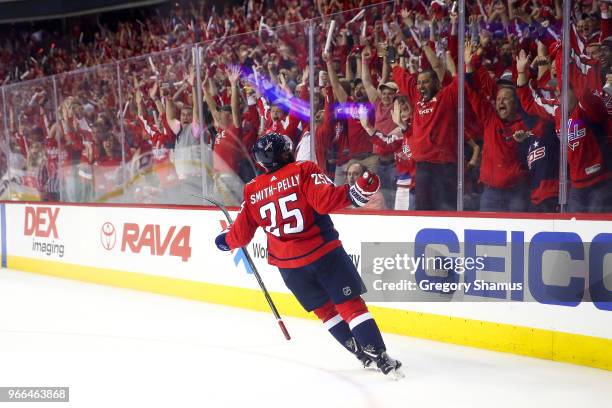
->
[226,161,352,268]
[517,81,608,189]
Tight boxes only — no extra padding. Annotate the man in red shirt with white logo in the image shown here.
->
[392,60,460,211]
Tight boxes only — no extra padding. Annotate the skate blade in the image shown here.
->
[362,360,375,369]
[390,367,405,381]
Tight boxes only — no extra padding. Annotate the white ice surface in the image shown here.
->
[0,269,611,408]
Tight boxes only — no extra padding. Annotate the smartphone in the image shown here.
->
[386,46,397,64]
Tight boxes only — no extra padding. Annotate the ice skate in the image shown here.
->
[375,351,405,380]
[363,347,405,380]
[345,337,374,368]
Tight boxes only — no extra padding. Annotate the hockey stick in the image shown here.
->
[193,194,291,341]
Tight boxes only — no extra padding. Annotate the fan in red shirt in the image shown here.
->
[40,126,68,201]
[392,60,461,210]
[324,52,376,185]
[359,44,400,209]
[214,133,403,379]
[92,133,126,201]
[135,88,178,192]
[464,42,539,212]
[203,65,249,206]
[516,49,611,212]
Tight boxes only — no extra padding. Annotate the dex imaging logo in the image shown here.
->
[24,206,59,238]
[100,222,117,250]
[24,206,64,258]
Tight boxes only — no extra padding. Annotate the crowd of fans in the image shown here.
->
[1,0,611,213]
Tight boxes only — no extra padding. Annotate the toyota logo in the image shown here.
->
[100,222,116,250]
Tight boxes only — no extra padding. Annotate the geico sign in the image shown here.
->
[414,229,612,311]
[24,206,59,238]
[121,223,192,262]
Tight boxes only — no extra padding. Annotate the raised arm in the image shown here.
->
[172,82,189,102]
[465,41,497,100]
[516,49,530,88]
[189,67,199,125]
[165,87,177,125]
[148,81,166,116]
[324,51,348,103]
[515,51,556,121]
[345,56,354,82]
[446,51,457,77]
[465,43,495,125]
[360,45,379,104]
[465,79,495,128]
[315,86,336,168]
[202,73,222,127]
[227,65,242,129]
[135,88,146,118]
[422,43,445,83]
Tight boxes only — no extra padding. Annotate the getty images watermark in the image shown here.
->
[371,252,494,293]
[361,239,612,305]
[361,242,528,302]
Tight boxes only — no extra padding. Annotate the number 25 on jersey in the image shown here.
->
[259,193,305,237]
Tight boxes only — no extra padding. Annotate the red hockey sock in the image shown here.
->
[335,297,386,352]
[313,301,337,323]
[334,296,369,324]
[314,301,353,349]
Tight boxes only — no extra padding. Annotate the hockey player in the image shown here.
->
[214,132,403,378]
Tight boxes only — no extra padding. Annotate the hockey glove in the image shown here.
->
[349,171,381,207]
[215,229,231,251]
